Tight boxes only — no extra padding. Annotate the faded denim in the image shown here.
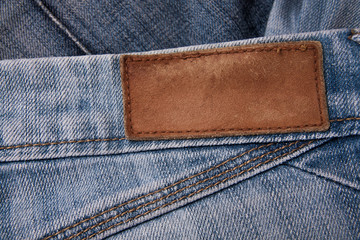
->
[0,1,360,240]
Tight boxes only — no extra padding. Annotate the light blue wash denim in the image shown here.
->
[1,1,360,240]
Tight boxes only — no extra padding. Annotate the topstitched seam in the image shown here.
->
[32,0,91,55]
[0,117,359,152]
[65,141,297,240]
[135,123,321,134]
[329,117,360,122]
[84,140,314,240]
[312,46,324,124]
[124,56,133,135]
[123,44,325,135]
[0,137,126,151]
[127,46,314,62]
[42,142,273,240]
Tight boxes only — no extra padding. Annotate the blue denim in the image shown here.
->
[0,0,274,59]
[0,1,360,240]
[265,0,360,36]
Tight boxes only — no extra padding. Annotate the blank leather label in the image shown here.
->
[121,41,329,140]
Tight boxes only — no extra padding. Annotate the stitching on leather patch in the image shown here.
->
[0,117,358,152]
[121,41,329,140]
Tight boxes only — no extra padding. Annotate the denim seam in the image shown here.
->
[0,117,358,152]
[0,137,126,151]
[83,141,314,240]
[124,44,324,135]
[329,117,360,122]
[42,142,273,239]
[67,142,294,240]
[60,0,113,53]
[285,163,360,191]
[32,0,91,55]
[44,141,314,240]
[127,46,310,62]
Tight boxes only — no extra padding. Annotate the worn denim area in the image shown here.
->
[0,29,359,162]
[0,0,274,59]
[1,28,359,240]
[1,1,360,239]
[265,0,360,36]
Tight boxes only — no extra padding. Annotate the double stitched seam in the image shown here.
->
[0,117,359,152]
[57,141,303,240]
[83,141,314,240]
[43,142,273,239]
[123,44,324,135]
[66,142,291,239]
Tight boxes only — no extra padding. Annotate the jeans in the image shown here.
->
[1,1,359,239]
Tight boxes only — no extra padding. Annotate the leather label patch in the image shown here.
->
[121,41,329,140]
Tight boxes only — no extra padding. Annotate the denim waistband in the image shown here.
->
[0,28,359,162]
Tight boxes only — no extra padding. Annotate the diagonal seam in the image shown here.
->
[66,142,295,240]
[32,0,91,55]
[42,142,273,239]
[285,163,360,191]
[83,141,314,240]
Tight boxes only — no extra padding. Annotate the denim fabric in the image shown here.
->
[0,0,274,60]
[265,0,360,36]
[0,0,86,60]
[1,1,360,240]
[1,28,360,239]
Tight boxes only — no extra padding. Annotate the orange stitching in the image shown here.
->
[1,117,358,152]
[329,117,360,122]
[136,124,321,134]
[85,140,314,240]
[124,56,133,135]
[0,137,126,151]
[126,46,316,62]
[67,141,298,240]
[123,43,325,135]
[312,45,324,125]
[43,142,273,240]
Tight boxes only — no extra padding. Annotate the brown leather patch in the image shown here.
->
[121,41,329,140]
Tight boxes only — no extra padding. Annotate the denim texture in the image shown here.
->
[0,0,85,60]
[0,29,359,162]
[1,0,274,59]
[265,0,360,36]
[0,1,360,239]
